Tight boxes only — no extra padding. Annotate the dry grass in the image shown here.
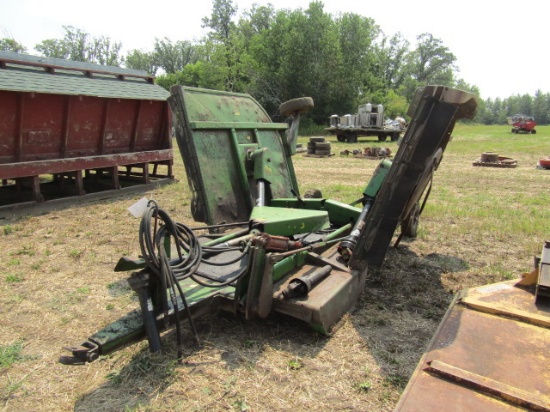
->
[1,124,549,411]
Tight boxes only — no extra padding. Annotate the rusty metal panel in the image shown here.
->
[0,52,173,208]
[0,150,173,178]
[395,280,550,411]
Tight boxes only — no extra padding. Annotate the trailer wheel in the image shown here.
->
[279,97,314,116]
[378,134,387,142]
[390,133,400,142]
[336,135,346,142]
[346,134,357,143]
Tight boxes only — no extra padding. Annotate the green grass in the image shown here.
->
[5,273,24,283]
[0,341,29,369]
[2,225,15,235]
[292,123,550,284]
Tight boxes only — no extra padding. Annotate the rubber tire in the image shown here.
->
[390,133,400,142]
[315,142,331,150]
[304,189,323,198]
[401,202,420,238]
[378,134,388,142]
[309,136,326,143]
[531,129,537,134]
[279,97,314,116]
[346,134,358,143]
[336,135,346,142]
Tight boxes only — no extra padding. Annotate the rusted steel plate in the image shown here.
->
[395,280,550,411]
[272,245,362,334]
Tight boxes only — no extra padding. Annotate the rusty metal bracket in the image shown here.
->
[60,340,99,365]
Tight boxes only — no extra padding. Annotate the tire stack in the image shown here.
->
[307,137,331,156]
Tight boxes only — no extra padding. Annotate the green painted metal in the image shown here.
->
[189,121,287,130]
[364,159,392,198]
[269,198,361,227]
[88,278,233,355]
[273,251,308,282]
[323,222,353,241]
[249,206,329,236]
[89,309,146,355]
[168,86,301,227]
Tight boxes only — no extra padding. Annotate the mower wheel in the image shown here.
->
[401,202,420,238]
[531,129,537,134]
[280,97,314,116]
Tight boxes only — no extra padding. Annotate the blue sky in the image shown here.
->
[1,0,547,99]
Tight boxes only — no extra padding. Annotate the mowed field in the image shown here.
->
[1,124,549,411]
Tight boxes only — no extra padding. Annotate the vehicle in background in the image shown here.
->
[326,103,406,142]
[507,114,537,134]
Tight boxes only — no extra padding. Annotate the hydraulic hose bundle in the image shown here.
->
[137,200,249,358]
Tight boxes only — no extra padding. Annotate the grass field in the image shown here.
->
[1,123,549,411]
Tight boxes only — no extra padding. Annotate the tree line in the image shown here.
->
[1,0,548,125]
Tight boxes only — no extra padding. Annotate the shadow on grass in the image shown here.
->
[350,245,469,393]
[74,307,330,411]
[74,244,468,411]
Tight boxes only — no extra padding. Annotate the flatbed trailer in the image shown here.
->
[326,125,402,142]
[326,102,405,142]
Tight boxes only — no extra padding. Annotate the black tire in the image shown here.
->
[346,134,358,143]
[401,202,420,238]
[315,149,331,156]
[531,129,537,134]
[279,97,314,116]
[315,142,331,150]
[309,136,326,143]
[304,189,323,198]
[390,133,400,142]
[336,135,346,142]
[378,134,387,142]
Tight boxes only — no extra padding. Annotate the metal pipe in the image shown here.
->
[323,222,353,242]
[256,180,266,206]
[337,199,373,261]
[202,227,251,247]
[278,264,333,300]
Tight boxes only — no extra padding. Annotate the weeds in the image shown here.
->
[5,273,24,283]
[287,358,303,370]
[3,225,15,235]
[68,249,84,259]
[0,341,31,369]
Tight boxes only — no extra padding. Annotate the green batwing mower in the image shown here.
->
[63,85,477,363]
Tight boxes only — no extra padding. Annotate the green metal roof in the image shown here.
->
[0,51,169,101]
